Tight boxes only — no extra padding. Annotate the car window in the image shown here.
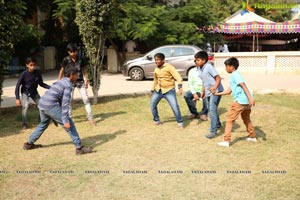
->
[173,47,195,57]
[150,47,172,58]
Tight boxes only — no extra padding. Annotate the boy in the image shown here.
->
[214,57,256,147]
[194,51,224,139]
[15,57,51,130]
[58,43,96,126]
[150,53,184,128]
[184,63,208,120]
[23,64,93,155]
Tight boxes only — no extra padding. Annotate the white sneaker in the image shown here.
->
[217,141,230,147]
[246,137,257,142]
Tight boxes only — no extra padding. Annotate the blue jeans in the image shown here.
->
[21,93,41,125]
[150,89,183,124]
[206,95,222,134]
[184,91,208,116]
[28,106,82,148]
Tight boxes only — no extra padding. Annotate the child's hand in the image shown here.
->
[16,99,21,106]
[193,93,200,100]
[249,99,255,106]
[178,88,183,95]
[209,87,216,94]
[64,123,71,130]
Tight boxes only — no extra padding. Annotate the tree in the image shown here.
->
[0,0,26,107]
[75,0,114,103]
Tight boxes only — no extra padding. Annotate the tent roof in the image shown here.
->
[225,10,274,23]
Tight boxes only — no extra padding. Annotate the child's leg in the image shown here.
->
[21,94,30,126]
[241,107,256,138]
[224,102,243,142]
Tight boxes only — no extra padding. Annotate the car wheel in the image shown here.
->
[129,67,144,81]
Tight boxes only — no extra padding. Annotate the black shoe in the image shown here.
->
[23,142,42,150]
[204,133,217,139]
[76,146,93,155]
[52,119,58,127]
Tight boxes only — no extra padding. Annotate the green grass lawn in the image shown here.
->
[0,93,299,200]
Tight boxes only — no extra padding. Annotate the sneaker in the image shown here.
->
[246,137,257,142]
[154,121,163,125]
[76,146,93,155]
[23,142,42,150]
[205,133,217,139]
[200,115,208,121]
[217,141,230,147]
[178,122,184,129]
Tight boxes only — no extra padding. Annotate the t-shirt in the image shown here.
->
[230,70,253,104]
[187,67,203,94]
[199,62,223,97]
[61,55,86,82]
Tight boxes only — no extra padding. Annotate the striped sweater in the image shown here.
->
[38,77,73,124]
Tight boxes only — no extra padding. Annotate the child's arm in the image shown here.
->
[209,75,221,94]
[240,82,255,106]
[214,87,231,96]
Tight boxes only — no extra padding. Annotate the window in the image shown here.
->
[173,47,195,57]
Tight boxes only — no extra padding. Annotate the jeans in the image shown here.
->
[150,89,183,124]
[206,94,222,134]
[28,106,82,148]
[184,91,208,116]
[70,85,93,120]
[224,102,256,142]
[21,93,40,125]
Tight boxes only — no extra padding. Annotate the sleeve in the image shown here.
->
[208,65,219,78]
[37,71,51,89]
[61,57,68,68]
[151,68,158,91]
[15,72,24,99]
[187,68,195,94]
[169,65,183,86]
[61,85,72,124]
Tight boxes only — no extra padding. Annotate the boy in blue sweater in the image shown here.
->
[23,64,93,155]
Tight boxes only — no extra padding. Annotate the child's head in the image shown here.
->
[26,57,37,73]
[66,43,78,58]
[154,53,165,67]
[194,51,208,67]
[64,63,79,82]
[224,57,239,69]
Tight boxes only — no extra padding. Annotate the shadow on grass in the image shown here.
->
[229,126,267,146]
[41,130,126,150]
[72,111,126,123]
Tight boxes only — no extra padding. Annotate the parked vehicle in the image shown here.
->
[122,44,207,81]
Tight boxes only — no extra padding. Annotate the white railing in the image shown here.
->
[214,51,300,75]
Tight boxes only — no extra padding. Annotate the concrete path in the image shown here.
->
[1,70,300,108]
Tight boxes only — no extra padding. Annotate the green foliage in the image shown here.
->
[52,0,74,21]
[75,0,114,103]
[0,0,27,104]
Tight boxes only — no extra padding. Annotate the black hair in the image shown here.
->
[224,57,239,70]
[154,53,165,60]
[66,43,78,52]
[26,57,37,64]
[194,51,208,62]
[64,63,79,77]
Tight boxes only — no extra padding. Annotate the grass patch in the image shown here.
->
[0,94,299,200]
